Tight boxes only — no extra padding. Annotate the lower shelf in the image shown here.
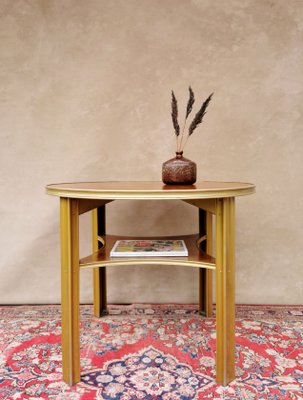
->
[79,234,216,270]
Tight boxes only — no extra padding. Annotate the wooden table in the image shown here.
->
[46,181,255,386]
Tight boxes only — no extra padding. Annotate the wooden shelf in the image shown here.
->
[79,234,216,270]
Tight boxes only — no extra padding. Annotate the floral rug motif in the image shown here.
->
[82,346,212,399]
[0,304,303,399]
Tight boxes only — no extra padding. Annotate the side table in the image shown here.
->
[46,181,255,386]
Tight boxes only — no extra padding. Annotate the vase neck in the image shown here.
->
[176,151,183,158]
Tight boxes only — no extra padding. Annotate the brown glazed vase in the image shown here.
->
[162,151,197,185]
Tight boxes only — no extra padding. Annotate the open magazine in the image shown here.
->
[110,239,188,257]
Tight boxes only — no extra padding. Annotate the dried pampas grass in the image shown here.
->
[171,87,213,152]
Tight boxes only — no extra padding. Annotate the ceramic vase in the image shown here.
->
[162,152,196,185]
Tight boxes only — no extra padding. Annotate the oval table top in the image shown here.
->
[46,181,255,200]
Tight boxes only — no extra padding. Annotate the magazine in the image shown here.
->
[110,239,188,257]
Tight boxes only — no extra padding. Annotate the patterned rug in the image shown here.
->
[1,304,303,399]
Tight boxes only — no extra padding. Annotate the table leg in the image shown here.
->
[60,198,80,385]
[199,209,213,317]
[92,206,107,317]
[215,197,235,386]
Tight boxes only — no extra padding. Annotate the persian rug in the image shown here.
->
[0,304,303,399]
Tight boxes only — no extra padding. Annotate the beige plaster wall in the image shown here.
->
[0,0,302,304]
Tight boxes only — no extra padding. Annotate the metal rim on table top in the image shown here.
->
[46,181,256,200]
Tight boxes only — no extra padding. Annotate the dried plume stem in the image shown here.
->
[171,91,180,151]
[178,86,195,152]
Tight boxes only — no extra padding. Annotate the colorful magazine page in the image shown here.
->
[110,239,188,257]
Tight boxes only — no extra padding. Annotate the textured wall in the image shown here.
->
[0,0,302,304]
